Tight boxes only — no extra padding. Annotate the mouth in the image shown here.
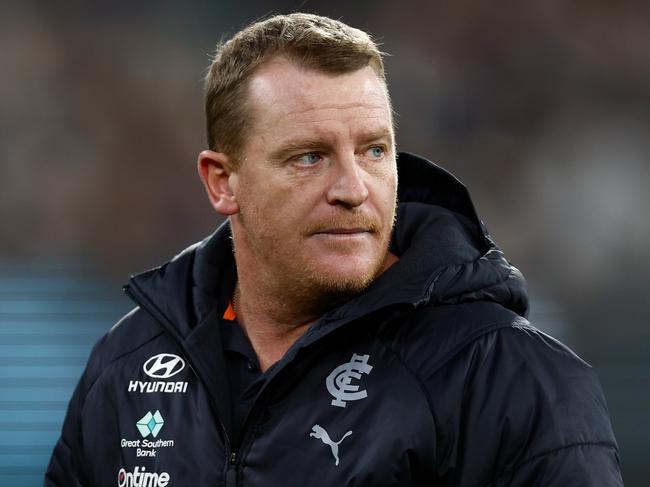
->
[308,228,376,245]
[313,227,371,235]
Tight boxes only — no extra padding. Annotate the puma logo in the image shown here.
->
[309,424,352,466]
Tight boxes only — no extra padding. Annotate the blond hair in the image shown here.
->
[204,13,386,162]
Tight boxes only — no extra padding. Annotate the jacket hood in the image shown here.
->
[394,152,527,312]
[125,152,528,338]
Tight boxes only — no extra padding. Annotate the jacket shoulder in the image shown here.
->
[379,300,522,375]
[80,306,164,395]
[380,300,622,485]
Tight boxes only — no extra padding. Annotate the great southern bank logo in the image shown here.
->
[137,410,164,438]
[128,353,188,394]
[121,410,174,458]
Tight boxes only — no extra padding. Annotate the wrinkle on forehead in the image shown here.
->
[269,107,390,135]
[248,58,390,125]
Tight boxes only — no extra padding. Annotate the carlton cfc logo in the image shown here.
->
[143,354,185,379]
[326,353,373,408]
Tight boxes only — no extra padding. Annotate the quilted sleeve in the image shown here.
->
[44,333,108,487]
[429,324,624,486]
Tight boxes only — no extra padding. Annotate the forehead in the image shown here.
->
[246,57,392,140]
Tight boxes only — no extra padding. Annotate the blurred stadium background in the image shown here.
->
[1,1,648,485]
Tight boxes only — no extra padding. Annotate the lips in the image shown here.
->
[305,217,380,237]
[314,228,370,235]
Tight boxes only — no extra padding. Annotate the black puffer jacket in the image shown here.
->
[46,153,623,486]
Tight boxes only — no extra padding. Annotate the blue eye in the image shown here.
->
[296,153,321,165]
[368,146,385,159]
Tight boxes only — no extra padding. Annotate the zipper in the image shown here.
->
[225,452,237,487]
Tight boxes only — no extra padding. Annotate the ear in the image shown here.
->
[197,150,239,216]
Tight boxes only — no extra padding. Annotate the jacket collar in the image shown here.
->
[125,152,528,340]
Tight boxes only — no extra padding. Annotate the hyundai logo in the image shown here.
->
[143,353,186,379]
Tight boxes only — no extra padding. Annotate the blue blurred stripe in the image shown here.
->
[0,423,60,432]
[0,390,77,401]
[0,378,79,388]
[0,431,60,446]
[0,300,126,314]
[0,366,84,378]
[0,335,101,346]
[1,411,66,423]
[0,357,88,366]
[0,446,53,455]
[0,345,94,355]
[0,262,128,486]
[0,467,46,475]
[0,402,68,410]
[0,322,112,333]
[0,456,52,468]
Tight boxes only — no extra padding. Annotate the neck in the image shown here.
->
[232,282,315,372]
[232,251,399,372]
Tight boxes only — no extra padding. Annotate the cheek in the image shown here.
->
[236,171,278,210]
[238,180,303,232]
[371,169,398,210]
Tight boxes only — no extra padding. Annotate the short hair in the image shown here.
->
[204,13,387,163]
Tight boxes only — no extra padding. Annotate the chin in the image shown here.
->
[308,260,383,296]
[278,255,387,315]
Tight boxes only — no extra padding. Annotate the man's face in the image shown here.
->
[230,57,397,302]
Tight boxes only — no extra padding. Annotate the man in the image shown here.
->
[46,13,623,486]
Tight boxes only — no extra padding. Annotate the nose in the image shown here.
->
[326,153,369,208]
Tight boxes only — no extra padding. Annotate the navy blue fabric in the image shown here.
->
[45,153,623,486]
[221,317,266,444]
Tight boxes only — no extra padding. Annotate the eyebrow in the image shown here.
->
[269,138,329,163]
[269,128,394,162]
[357,128,394,146]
